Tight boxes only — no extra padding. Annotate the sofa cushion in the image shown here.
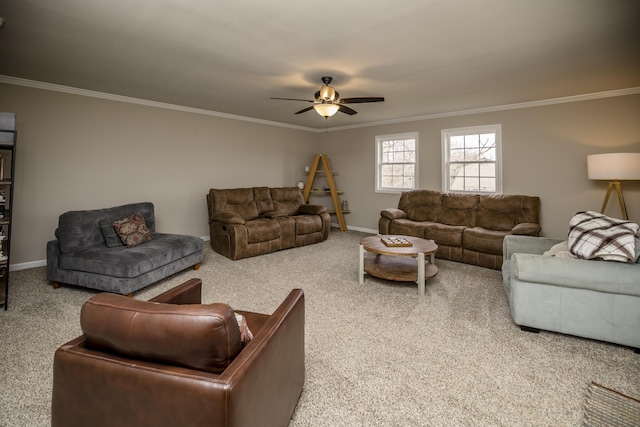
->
[270,187,304,216]
[293,215,322,235]
[463,227,509,255]
[209,188,260,221]
[388,218,428,238]
[59,233,203,278]
[424,223,465,247]
[254,187,275,214]
[246,218,280,243]
[113,213,153,248]
[476,195,540,232]
[81,293,242,374]
[398,190,441,222]
[57,202,155,254]
[438,193,478,226]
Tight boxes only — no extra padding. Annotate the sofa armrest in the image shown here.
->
[297,204,328,215]
[149,278,202,304]
[218,288,305,427]
[511,253,640,295]
[210,211,246,225]
[511,222,541,236]
[503,235,564,260]
[380,208,406,220]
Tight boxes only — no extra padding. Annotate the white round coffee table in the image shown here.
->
[358,235,438,295]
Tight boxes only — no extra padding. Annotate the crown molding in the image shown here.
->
[328,87,640,131]
[2,75,638,133]
[0,75,317,132]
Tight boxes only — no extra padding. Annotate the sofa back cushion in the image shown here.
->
[209,188,260,221]
[270,187,305,215]
[81,293,242,374]
[398,190,442,222]
[476,195,541,231]
[439,193,478,226]
[254,186,275,214]
[57,202,155,254]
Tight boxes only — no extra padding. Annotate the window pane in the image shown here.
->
[402,177,413,188]
[443,125,501,194]
[376,133,418,191]
[464,134,478,147]
[480,177,495,192]
[480,147,496,161]
[464,147,480,161]
[450,136,464,149]
[450,175,464,190]
[480,163,495,177]
[450,148,464,161]
[464,163,479,176]
[464,176,479,191]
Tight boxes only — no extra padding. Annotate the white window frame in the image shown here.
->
[375,132,419,193]
[441,124,502,194]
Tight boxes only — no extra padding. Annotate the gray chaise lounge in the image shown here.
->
[47,202,203,295]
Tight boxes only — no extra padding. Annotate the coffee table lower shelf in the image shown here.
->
[360,254,438,295]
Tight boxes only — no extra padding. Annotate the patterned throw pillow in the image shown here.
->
[112,213,153,248]
[234,312,254,345]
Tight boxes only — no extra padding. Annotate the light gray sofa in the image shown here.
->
[501,235,640,352]
[47,202,204,295]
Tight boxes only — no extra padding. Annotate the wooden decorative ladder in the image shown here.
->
[302,154,347,231]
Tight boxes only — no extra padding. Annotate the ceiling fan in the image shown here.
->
[271,76,384,118]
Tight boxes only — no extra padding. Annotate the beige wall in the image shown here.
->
[0,83,319,265]
[324,94,640,238]
[1,82,639,266]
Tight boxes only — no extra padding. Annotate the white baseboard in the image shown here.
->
[10,259,46,271]
[331,223,377,234]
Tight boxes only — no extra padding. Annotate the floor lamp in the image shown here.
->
[587,153,640,220]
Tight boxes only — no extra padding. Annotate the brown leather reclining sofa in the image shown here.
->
[207,187,331,260]
[379,190,541,269]
[52,278,305,427]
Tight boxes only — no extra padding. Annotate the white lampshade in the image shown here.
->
[314,103,340,118]
[587,153,640,180]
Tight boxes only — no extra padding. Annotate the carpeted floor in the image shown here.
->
[1,230,639,426]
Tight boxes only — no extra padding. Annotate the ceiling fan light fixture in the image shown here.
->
[319,85,336,101]
[314,103,340,118]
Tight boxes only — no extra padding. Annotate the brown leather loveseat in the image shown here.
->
[379,190,541,269]
[52,278,305,427]
[207,187,331,260]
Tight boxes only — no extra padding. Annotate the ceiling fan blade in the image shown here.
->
[295,106,315,115]
[271,97,314,103]
[340,97,385,104]
[338,105,358,115]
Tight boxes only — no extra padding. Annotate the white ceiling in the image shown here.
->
[1,0,639,130]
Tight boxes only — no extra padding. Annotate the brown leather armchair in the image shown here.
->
[51,279,305,427]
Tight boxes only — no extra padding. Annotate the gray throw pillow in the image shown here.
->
[99,219,124,248]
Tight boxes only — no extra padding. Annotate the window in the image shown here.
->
[375,132,418,193]
[442,125,502,194]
